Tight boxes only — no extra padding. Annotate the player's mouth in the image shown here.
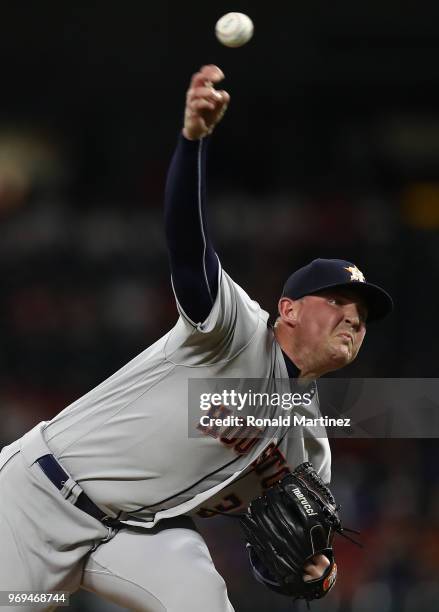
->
[336,332,353,344]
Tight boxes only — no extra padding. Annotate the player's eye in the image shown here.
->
[327,297,340,306]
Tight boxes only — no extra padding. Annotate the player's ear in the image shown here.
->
[278,297,298,326]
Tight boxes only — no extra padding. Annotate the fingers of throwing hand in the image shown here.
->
[186,86,228,120]
[186,86,224,105]
[183,66,229,139]
[187,99,216,116]
[190,65,225,89]
[216,89,230,106]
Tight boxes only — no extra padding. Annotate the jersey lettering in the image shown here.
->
[197,404,264,455]
[251,442,291,490]
[197,404,231,438]
[252,442,287,474]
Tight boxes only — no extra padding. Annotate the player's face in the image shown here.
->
[294,288,367,372]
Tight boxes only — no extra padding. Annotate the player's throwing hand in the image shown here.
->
[183,65,230,140]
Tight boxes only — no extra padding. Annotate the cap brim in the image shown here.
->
[310,281,394,322]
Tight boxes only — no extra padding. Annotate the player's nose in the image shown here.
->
[343,302,361,328]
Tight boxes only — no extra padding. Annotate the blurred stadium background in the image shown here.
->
[1,1,438,611]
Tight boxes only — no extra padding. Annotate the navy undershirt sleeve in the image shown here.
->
[164,134,219,323]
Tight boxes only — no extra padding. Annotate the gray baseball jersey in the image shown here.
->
[42,265,331,528]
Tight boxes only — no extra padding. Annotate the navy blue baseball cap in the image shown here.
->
[282,258,393,322]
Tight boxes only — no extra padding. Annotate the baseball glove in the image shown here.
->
[240,462,342,601]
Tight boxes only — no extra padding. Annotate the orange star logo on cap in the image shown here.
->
[344,265,365,282]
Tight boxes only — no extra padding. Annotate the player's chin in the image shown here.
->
[328,343,354,369]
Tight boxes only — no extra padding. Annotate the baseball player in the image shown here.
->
[0,65,392,611]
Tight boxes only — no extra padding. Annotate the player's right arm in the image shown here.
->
[164,65,230,325]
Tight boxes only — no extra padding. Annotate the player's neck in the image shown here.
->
[274,323,326,381]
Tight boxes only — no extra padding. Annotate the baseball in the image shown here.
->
[215,12,254,48]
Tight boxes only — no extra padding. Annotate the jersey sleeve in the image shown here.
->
[164,135,219,324]
[303,437,332,484]
[304,388,332,484]
[165,264,268,365]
